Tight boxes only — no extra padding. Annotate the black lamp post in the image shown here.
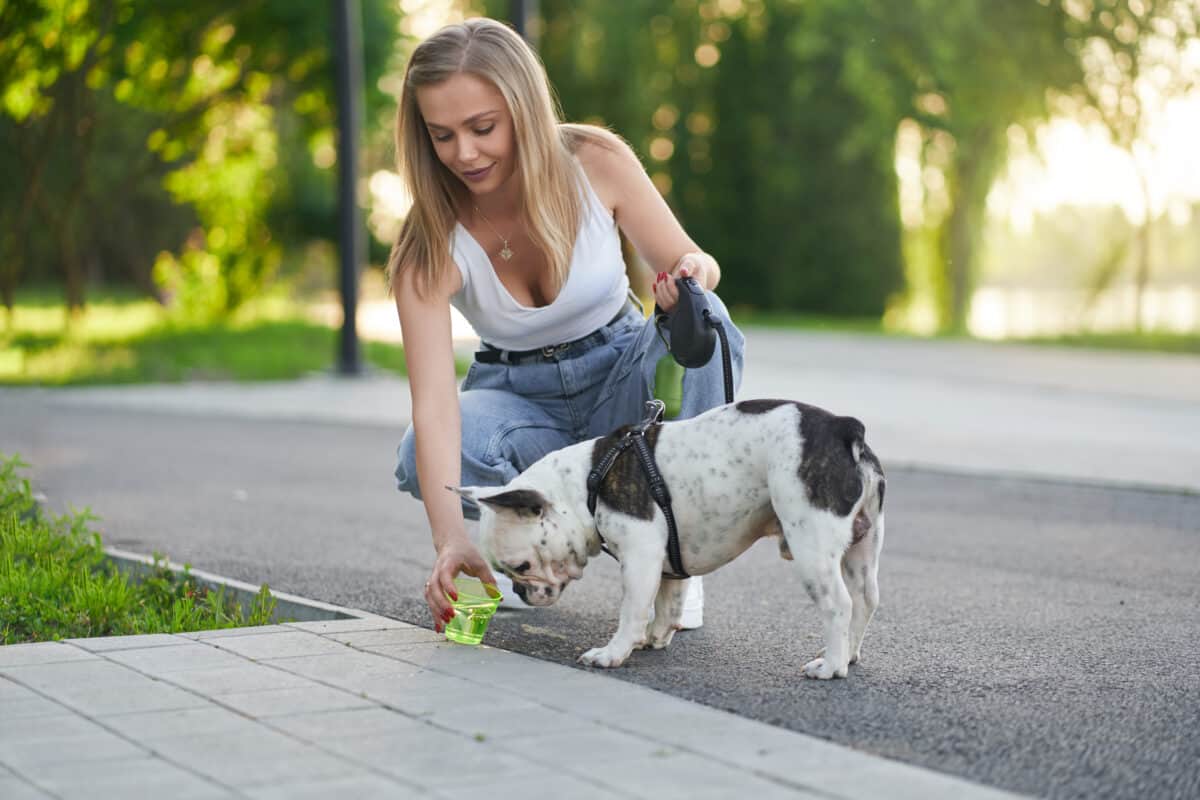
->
[332,0,365,375]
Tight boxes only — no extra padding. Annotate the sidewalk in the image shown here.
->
[0,616,1021,799]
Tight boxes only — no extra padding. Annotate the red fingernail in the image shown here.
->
[443,609,455,622]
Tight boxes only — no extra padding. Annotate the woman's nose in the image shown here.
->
[457,138,478,163]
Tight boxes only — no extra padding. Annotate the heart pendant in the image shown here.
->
[500,246,513,261]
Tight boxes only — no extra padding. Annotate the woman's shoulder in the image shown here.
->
[562,124,643,211]
[564,124,636,169]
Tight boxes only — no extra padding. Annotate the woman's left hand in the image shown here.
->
[652,253,713,313]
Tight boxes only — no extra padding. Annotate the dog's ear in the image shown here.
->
[475,488,549,519]
[446,485,482,506]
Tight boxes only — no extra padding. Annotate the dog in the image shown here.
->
[450,399,886,678]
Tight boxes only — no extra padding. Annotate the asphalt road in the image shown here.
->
[2,396,1197,800]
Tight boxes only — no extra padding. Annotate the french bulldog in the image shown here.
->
[450,399,886,678]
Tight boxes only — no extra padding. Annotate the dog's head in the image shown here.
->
[448,485,585,607]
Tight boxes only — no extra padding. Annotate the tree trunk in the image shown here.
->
[940,127,998,333]
[1133,168,1153,333]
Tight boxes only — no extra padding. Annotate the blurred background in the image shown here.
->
[2,0,1198,385]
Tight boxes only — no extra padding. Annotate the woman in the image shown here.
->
[389,17,744,634]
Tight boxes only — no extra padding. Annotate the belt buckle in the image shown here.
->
[541,343,568,360]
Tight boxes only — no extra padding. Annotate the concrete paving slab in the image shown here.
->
[321,626,446,646]
[97,705,265,740]
[243,773,425,800]
[264,707,429,742]
[549,751,822,800]
[183,624,295,639]
[212,684,375,718]
[284,617,416,634]
[101,642,250,673]
[0,728,147,771]
[259,649,425,686]
[0,642,97,668]
[422,698,587,741]
[0,776,55,799]
[159,663,313,695]
[147,727,357,789]
[205,630,354,660]
[22,756,235,800]
[429,770,628,800]
[66,633,188,652]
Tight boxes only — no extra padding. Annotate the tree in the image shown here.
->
[1064,0,1200,331]
[0,0,399,318]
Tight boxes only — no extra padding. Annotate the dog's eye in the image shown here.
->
[514,561,531,574]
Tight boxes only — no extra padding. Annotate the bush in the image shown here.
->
[0,453,278,644]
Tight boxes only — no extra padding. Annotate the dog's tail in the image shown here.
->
[842,419,885,546]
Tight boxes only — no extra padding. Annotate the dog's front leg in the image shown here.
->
[579,539,663,668]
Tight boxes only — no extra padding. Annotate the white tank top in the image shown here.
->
[448,170,630,351]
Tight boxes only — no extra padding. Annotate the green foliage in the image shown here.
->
[0,289,423,385]
[0,453,278,644]
[0,0,400,318]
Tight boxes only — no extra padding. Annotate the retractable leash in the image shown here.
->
[664,276,734,406]
[585,277,736,579]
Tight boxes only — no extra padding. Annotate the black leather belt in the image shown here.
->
[475,302,634,365]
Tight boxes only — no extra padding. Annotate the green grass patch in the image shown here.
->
[0,288,426,385]
[730,307,893,335]
[0,453,279,644]
[1012,330,1200,355]
[730,306,1199,355]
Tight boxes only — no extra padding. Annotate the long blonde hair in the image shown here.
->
[388,17,608,298]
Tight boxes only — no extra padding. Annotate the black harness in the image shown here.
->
[585,400,689,580]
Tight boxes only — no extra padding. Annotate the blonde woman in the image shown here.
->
[390,18,744,634]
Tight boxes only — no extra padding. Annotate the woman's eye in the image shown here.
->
[433,133,453,143]
[474,125,494,136]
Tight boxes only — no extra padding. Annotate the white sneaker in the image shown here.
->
[491,572,532,610]
[679,576,704,630]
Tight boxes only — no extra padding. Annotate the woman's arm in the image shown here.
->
[577,134,721,311]
[395,268,495,630]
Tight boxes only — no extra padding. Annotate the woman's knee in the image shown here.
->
[394,425,421,500]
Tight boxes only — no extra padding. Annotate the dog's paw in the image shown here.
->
[645,623,678,650]
[815,646,860,665]
[803,657,848,680]
[579,646,629,668]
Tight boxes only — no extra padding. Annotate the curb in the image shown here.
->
[103,546,391,625]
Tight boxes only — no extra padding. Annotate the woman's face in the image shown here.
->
[416,72,517,197]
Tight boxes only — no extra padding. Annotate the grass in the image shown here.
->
[1,288,1194,388]
[730,307,1200,354]
[0,287,437,386]
[0,453,279,644]
[1013,330,1200,355]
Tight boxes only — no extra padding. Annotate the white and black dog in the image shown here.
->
[450,399,886,678]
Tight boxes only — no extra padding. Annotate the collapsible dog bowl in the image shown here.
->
[444,576,502,645]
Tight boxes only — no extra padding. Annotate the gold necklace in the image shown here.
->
[473,204,514,261]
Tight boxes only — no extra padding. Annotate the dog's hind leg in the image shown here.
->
[782,518,853,679]
[841,509,883,664]
[642,578,686,650]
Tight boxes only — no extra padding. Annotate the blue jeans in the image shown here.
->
[394,292,745,518]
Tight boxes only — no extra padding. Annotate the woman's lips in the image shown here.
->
[462,163,494,182]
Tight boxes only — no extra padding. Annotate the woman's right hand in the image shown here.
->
[424,536,498,633]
